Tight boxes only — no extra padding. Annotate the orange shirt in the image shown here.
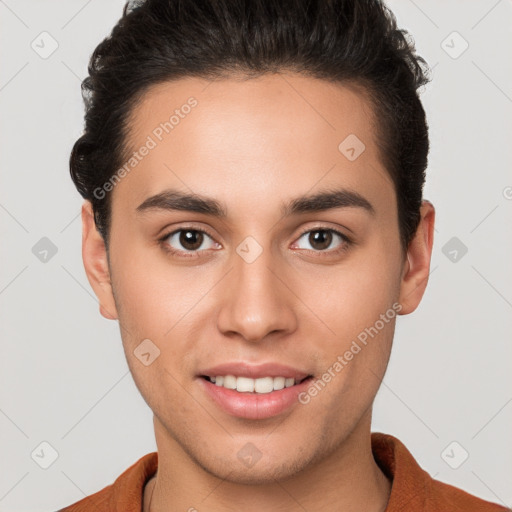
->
[58,432,509,511]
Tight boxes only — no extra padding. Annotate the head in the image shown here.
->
[74,0,434,484]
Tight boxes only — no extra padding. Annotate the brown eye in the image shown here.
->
[308,230,333,251]
[161,228,218,254]
[294,228,351,253]
[178,230,204,251]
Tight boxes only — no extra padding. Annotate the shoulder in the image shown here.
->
[426,477,510,512]
[56,452,158,512]
[371,432,509,512]
[56,483,113,512]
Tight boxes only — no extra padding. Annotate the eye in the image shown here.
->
[158,225,352,259]
[293,228,351,254]
[159,227,220,257]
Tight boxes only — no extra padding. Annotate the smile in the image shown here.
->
[198,375,314,420]
[202,375,310,393]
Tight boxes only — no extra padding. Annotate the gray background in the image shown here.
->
[1,0,511,510]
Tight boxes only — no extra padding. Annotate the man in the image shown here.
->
[59,0,508,510]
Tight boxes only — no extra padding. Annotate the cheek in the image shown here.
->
[110,242,204,336]
[298,279,397,434]
[301,242,400,340]
[295,237,400,405]
[109,245,214,383]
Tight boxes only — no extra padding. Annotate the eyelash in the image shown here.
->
[157,225,353,259]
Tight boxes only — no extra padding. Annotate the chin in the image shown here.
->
[200,454,313,485]
[184,434,322,484]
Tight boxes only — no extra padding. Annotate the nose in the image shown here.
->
[216,243,298,344]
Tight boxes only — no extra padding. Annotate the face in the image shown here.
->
[82,72,434,484]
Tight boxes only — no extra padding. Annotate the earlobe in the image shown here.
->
[81,201,118,320]
[398,200,435,315]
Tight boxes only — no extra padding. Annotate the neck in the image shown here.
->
[144,411,391,512]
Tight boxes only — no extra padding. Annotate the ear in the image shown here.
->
[398,200,435,315]
[81,200,118,320]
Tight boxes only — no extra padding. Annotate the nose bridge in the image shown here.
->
[216,238,296,342]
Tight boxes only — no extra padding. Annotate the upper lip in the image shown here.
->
[198,362,312,381]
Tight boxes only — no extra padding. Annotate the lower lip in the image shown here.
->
[198,376,313,420]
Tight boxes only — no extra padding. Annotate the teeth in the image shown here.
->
[223,375,237,389]
[254,376,273,393]
[210,375,300,393]
[237,376,254,392]
[273,376,285,390]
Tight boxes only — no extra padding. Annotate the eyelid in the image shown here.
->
[158,225,219,248]
[158,223,218,241]
[291,225,352,255]
[295,224,351,240]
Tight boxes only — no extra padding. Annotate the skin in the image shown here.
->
[81,72,435,512]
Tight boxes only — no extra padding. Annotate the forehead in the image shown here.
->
[115,73,393,213]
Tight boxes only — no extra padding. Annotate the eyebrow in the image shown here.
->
[136,187,375,218]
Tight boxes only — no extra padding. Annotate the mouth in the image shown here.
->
[199,374,312,394]
[200,375,313,394]
[196,361,315,419]
[196,362,315,420]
